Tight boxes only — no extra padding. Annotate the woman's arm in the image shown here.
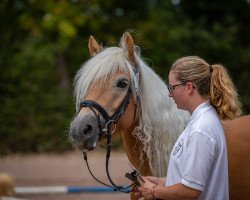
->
[138,178,201,200]
[145,176,166,186]
[154,183,201,200]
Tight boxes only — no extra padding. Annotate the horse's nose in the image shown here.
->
[81,125,93,138]
[69,113,101,150]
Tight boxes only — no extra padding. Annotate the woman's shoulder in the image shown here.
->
[191,110,223,136]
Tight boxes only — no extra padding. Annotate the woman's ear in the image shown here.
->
[187,82,195,94]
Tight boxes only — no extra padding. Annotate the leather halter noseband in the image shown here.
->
[79,86,132,132]
[79,68,139,193]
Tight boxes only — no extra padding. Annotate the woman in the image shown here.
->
[137,56,242,199]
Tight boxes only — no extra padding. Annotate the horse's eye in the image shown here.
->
[117,80,128,88]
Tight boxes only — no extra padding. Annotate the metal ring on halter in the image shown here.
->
[102,119,116,135]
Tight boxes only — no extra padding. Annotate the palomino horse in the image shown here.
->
[69,32,250,199]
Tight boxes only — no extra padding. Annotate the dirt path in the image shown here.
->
[0,149,133,200]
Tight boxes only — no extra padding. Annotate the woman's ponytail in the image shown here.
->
[210,64,242,120]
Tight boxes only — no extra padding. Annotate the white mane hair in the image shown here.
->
[74,45,190,177]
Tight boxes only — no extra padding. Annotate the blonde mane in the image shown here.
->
[74,45,190,176]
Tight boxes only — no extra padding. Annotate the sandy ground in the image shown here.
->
[0,149,133,200]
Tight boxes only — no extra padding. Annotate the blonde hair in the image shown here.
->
[171,56,242,120]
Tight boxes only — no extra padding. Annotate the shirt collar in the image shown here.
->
[189,101,213,124]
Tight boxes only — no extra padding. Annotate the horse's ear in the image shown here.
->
[88,35,103,56]
[121,32,137,67]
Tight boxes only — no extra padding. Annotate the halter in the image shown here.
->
[79,67,140,193]
[79,86,132,132]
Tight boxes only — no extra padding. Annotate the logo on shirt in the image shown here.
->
[172,139,184,158]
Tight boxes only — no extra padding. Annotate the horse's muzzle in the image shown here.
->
[69,113,101,151]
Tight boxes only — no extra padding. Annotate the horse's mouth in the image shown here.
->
[85,147,94,151]
[72,140,97,152]
[77,145,95,152]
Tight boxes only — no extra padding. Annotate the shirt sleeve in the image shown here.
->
[181,131,216,191]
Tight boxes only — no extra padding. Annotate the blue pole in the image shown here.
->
[67,186,131,193]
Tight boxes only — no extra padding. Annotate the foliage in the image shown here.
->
[0,0,249,154]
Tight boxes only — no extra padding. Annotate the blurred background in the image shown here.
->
[0,0,250,155]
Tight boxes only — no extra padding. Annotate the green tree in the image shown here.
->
[0,0,249,154]
[138,0,250,113]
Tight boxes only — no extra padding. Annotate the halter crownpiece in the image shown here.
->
[132,66,140,99]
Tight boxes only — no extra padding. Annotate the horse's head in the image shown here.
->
[69,32,140,151]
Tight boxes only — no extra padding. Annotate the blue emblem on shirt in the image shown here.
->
[173,139,184,158]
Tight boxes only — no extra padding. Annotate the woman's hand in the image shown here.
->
[134,176,165,199]
[136,177,157,200]
[145,176,165,186]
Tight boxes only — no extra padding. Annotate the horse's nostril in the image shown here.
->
[82,125,93,136]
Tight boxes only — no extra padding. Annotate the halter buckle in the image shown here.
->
[102,120,116,135]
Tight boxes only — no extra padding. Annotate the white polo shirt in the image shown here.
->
[165,101,229,200]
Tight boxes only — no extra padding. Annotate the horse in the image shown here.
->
[69,32,250,200]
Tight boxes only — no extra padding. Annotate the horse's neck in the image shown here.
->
[121,125,151,176]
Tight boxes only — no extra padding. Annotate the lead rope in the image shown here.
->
[82,122,136,193]
[83,151,114,189]
[82,135,137,193]
[105,130,136,192]
[81,107,116,189]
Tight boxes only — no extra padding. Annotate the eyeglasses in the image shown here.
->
[167,83,186,94]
